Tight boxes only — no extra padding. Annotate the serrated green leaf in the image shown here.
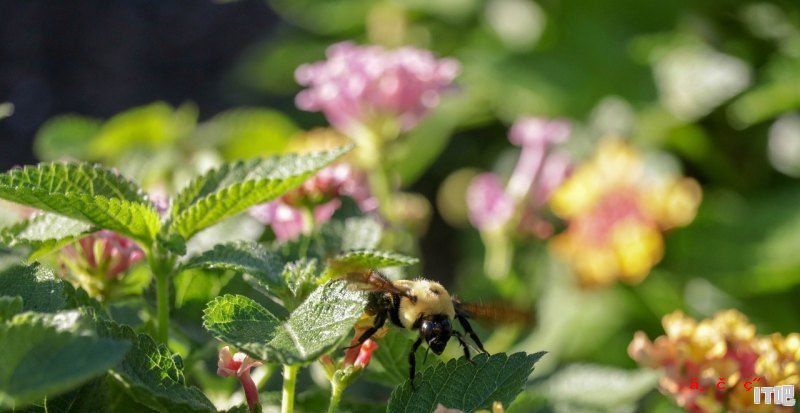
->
[166,147,350,242]
[388,352,546,413]
[281,259,320,302]
[181,241,285,294]
[0,163,160,244]
[0,296,22,321]
[34,115,101,162]
[12,309,95,335]
[203,281,367,364]
[95,320,216,413]
[0,212,94,261]
[0,314,129,409]
[328,249,418,276]
[0,264,68,313]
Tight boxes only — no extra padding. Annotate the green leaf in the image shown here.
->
[166,146,350,242]
[181,241,285,294]
[203,281,367,364]
[664,188,800,295]
[89,102,197,160]
[0,313,130,409]
[0,163,160,244]
[195,108,297,160]
[95,320,216,413]
[0,296,22,321]
[0,212,94,261]
[328,249,418,276]
[366,329,435,387]
[388,352,546,413]
[34,115,101,161]
[281,259,320,303]
[33,378,111,413]
[0,264,68,313]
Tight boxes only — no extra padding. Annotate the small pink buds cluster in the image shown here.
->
[295,41,460,138]
[467,117,572,238]
[64,230,144,279]
[217,346,262,413]
[249,163,377,242]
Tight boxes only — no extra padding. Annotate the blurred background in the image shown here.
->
[2,0,800,411]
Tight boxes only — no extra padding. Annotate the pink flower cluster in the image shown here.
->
[250,163,377,241]
[66,230,144,279]
[295,41,460,136]
[467,117,572,238]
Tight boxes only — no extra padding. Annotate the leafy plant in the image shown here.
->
[0,144,544,412]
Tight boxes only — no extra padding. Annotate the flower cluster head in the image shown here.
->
[62,230,144,280]
[295,41,460,138]
[467,117,572,238]
[249,130,376,242]
[629,310,800,412]
[549,138,701,287]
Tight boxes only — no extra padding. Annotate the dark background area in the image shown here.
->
[0,0,277,170]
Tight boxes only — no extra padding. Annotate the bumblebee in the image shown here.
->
[345,271,528,388]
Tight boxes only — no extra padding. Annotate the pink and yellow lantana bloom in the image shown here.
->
[549,138,701,286]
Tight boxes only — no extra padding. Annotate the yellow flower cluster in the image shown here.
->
[629,310,800,412]
[549,138,701,286]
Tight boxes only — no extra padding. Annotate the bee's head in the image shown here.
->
[419,315,452,355]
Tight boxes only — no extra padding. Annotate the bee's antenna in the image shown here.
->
[422,346,430,365]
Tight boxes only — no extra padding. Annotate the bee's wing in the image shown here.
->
[454,300,534,326]
[340,270,411,296]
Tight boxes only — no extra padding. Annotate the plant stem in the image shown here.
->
[281,364,299,413]
[368,164,395,223]
[327,380,344,413]
[155,270,170,343]
[147,247,174,344]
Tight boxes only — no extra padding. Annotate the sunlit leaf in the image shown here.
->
[0,313,129,409]
[0,212,94,261]
[0,163,160,244]
[388,352,545,413]
[203,281,367,364]
[166,147,350,243]
[34,115,101,161]
[95,320,216,413]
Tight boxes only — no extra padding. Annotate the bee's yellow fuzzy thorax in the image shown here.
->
[394,279,456,329]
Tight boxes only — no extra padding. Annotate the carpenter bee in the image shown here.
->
[343,270,531,388]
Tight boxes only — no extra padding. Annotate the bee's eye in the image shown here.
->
[420,320,433,335]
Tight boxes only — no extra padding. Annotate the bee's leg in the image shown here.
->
[453,332,472,361]
[408,337,423,390]
[346,309,387,349]
[456,313,488,353]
